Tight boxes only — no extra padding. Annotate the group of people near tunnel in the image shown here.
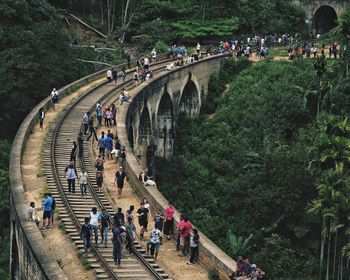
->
[288,40,341,60]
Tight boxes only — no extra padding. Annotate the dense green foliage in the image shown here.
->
[156,56,350,279]
[0,0,97,139]
[51,0,306,47]
[0,140,11,278]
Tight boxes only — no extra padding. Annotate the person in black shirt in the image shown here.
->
[49,194,56,226]
[115,166,126,199]
[38,107,45,130]
[137,203,149,240]
[70,141,77,167]
[87,117,98,141]
[99,209,111,248]
[80,217,92,255]
[77,132,84,159]
[113,208,125,225]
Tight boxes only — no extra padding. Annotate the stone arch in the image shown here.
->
[179,72,200,116]
[137,105,153,167]
[138,105,152,146]
[155,89,174,158]
[313,5,338,34]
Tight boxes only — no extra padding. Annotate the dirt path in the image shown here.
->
[21,79,104,280]
[93,109,209,280]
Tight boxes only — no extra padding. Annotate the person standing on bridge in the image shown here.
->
[122,65,127,83]
[41,193,53,230]
[82,112,89,135]
[65,161,77,194]
[163,203,175,240]
[79,167,88,196]
[115,166,126,199]
[125,216,136,254]
[98,208,111,248]
[106,69,113,85]
[87,116,98,141]
[51,88,59,110]
[112,220,124,268]
[151,48,157,62]
[77,132,84,159]
[137,202,149,240]
[80,217,92,255]
[90,207,100,245]
[70,141,78,167]
[112,68,118,85]
[38,107,45,130]
[98,131,106,159]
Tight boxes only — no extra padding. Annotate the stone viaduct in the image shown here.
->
[126,57,223,166]
[295,0,350,34]
[10,54,236,279]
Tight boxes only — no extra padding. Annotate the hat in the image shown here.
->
[53,88,56,91]
[252,264,257,268]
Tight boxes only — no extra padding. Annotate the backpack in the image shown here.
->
[52,94,58,102]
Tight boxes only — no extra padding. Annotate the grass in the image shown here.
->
[58,222,66,233]
[56,258,65,269]
[77,251,92,270]
[37,169,45,177]
[39,185,50,198]
[269,46,289,57]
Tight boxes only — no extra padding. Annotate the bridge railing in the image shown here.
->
[117,54,237,279]
[9,54,171,279]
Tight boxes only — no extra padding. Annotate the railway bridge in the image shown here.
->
[9,54,235,280]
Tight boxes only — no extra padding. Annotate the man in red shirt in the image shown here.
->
[179,217,192,256]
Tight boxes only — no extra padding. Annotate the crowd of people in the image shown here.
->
[30,45,273,276]
[230,256,266,280]
[29,52,202,272]
[288,40,340,60]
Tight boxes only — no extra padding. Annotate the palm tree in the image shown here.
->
[227,230,253,257]
[307,113,350,280]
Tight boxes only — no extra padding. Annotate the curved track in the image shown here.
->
[43,62,173,280]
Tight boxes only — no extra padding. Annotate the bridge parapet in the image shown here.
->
[9,64,114,279]
[118,55,237,279]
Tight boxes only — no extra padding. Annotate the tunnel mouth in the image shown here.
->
[313,5,338,34]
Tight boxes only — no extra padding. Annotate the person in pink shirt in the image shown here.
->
[179,217,192,256]
[163,203,175,240]
[175,215,184,251]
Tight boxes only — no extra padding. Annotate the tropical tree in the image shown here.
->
[307,113,350,280]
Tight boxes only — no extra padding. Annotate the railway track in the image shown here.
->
[43,61,173,280]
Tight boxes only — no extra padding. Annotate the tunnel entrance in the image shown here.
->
[156,92,173,158]
[179,80,199,116]
[313,6,338,34]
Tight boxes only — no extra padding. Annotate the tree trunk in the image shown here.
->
[111,0,116,37]
[333,229,338,280]
[107,0,111,37]
[325,218,332,280]
[319,217,326,280]
[100,0,104,27]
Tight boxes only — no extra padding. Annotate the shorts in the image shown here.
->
[139,220,148,229]
[43,211,51,219]
[147,241,160,252]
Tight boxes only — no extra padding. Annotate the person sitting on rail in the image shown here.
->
[119,88,130,105]
[27,202,40,229]
[139,168,156,186]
